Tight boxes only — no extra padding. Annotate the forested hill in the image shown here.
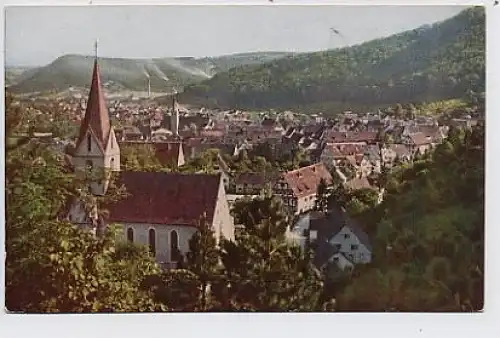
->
[7,52,292,94]
[180,7,485,112]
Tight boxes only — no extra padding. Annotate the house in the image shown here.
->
[381,144,412,165]
[233,172,272,195]
[67,58,235,270]
[319,143,366,171]
[274,163,333,215]
[325,131,378,144]
[403,132,433,155]
[345,176,374,191]
[309,208,372,276]
[116,125,144,141]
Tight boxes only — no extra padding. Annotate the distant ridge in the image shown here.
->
[180,7,485,112]
[8,52,293,94]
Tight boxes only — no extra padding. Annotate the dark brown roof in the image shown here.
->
[152,142,183,166]
[106,172,221,226]
[76,60,111,151]
[234,172,267,185]
[282,163,332,198]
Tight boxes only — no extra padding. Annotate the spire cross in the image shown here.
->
[94,40,98,60]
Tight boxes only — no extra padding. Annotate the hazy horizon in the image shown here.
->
[5,5,466,67]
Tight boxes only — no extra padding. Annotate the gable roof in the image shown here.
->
[76,60,111,151]
[310,207,372,252]
[408,132,432,146]
[281,163,332,198]
[345,176,374,191]
[106,172,221,226]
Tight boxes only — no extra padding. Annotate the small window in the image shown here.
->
[351,244,358,250]
[110,157,115,167]
[149,229,156,256]
[333,257,339,262]
[87,134,92,152]
[86,160,93,174]
[344,233,350,239]
[127,228,134,242]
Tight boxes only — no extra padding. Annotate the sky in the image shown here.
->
[5,5,466,67]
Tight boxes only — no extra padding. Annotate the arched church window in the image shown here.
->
[170,230,180,261]
[87,134,92,152]
[149,229,156,257]
[127,228,134,242]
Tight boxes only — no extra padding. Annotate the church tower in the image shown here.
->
[171,93,180,137]
[73,54,120,196]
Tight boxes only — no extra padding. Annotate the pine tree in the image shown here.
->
[186,214,221,311]
[219,196,328,311]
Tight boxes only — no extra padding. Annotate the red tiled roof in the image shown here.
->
[326,131,377,144]
[325,143,366,159]
[345,177,374,191]
[75,60,111,151]
[282,163,332,198]
[106,172,221,226]
[409,132,432,146]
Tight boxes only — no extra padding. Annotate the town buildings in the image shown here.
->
[67,58,234,269]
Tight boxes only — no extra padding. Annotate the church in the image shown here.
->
[67,58,235,269]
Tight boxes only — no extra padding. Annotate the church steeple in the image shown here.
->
[171,93,180,138]
[73,42,120,196]
[75,51,111,151]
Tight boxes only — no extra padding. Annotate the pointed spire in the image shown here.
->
[75,51,111,151]
[94,39,98,60]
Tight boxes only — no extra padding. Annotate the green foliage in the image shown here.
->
[120,143,163,172]
[337,124,484,311]
[182,8,485,113]
[218,196,328,311]
[5,98,163,312]
[314,178,329,212]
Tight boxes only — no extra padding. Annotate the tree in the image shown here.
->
[219,196,329,311]
[185,215,221,311]
[5,97,163,313]
[120,144,162,172]
[314,178,330,212]
[337,124,484,311]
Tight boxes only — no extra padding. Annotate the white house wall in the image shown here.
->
[329,226,372,264]
[296,193,316,214]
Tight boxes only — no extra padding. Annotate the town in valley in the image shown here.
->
[5,5,485,312]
